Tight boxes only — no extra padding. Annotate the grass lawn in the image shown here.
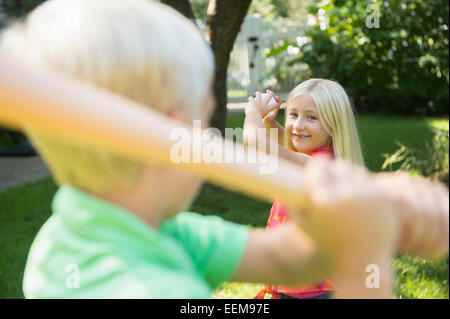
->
[0,114,448,299]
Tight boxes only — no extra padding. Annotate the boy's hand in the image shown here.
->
[290,157,449,298]
[245,90,281,119]
[291,157,399,298]
[374,171,449,259]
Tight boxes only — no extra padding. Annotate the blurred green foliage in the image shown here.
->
[2,0,448,117]
[0,0,46,18]
[293,0,449,116]
[0,0,47,28]
[188,0,312,21]
[249,0,313,22]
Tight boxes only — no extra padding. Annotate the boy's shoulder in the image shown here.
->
[23,211,215,298]
[24,246,213,298]
[22,186,250,298]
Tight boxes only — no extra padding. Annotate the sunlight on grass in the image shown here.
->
[425,118,449,131]
[213,282,266,299]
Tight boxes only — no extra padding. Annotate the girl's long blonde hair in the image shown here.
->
[286,79,365,166]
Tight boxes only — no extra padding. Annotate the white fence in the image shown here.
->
[227,15,308,102]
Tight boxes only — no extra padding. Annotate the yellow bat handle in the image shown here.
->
[0,56,306,206]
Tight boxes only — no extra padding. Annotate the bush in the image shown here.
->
[0,0,47,18]
[0,0,48,28]
[291,0,449,116]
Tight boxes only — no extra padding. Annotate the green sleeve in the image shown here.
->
[160,212,250,289]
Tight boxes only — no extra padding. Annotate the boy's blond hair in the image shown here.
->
[0,0,215,193]
[286,79,365,166]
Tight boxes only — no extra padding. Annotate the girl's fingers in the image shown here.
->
[267,90,281,104]
[264,109,279,123]
[274,95,281,104]
[253,90,281,118]
[268,108,279,120]
[262,91,274,104]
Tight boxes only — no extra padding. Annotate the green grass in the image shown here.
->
[357,115,449,172]
[393,255,449,299]
[0,114,448,299]
[0,178,56,298]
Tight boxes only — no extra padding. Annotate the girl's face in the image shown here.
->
[285,94,332,154]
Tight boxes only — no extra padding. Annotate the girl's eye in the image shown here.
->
[289,113,298,118]
[307,115,317,120]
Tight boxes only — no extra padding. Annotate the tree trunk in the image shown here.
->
[162,0,252,135]
[160,0,196,24]
[205,0,252,134]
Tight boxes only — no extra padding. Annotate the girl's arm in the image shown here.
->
[243,102,311,166]
[264,116,285,146]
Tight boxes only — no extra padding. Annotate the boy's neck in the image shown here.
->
[94,167,200,230]
[94,169,173,229]
[96,187,166,229]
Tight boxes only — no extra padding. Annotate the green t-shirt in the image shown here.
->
[23,185,250,298]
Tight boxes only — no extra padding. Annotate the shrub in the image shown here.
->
[292,0,449,116]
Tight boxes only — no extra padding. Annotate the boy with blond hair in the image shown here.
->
[0,0,447,298]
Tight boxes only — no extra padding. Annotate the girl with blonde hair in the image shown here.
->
[244,78,364,299]
[280,79,364,165]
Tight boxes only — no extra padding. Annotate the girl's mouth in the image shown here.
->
[292,133,310,141]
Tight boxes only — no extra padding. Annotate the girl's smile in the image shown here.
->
[291,133,311,140]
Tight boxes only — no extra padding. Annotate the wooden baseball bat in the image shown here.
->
[0,57,305,205]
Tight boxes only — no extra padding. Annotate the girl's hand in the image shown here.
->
[245,90,281,119]
[263,90,281,124]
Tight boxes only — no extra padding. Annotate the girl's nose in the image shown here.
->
[294,117,306,130]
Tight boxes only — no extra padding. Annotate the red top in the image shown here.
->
[255,144,334,299]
